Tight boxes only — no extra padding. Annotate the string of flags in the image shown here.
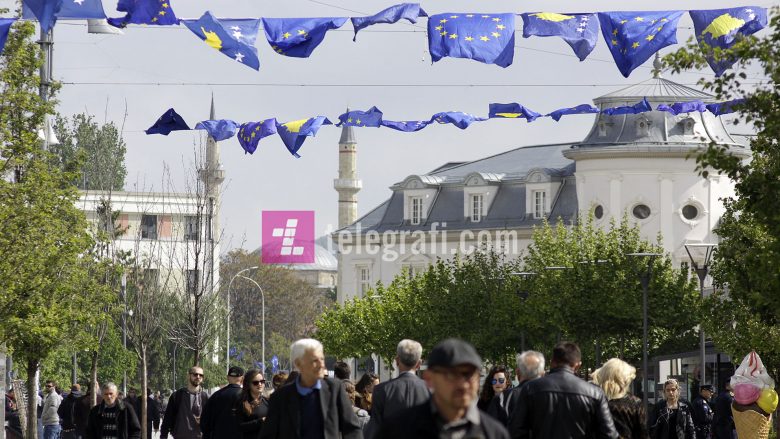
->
[145,98,746,157]
[8,1,768,77]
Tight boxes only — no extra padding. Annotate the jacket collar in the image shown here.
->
[550,365,576,375]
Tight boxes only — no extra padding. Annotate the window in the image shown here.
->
[410,197,423,225]
[683,118,696,135]
[533,191,546,219]
[403,264,426,278]
[598,121,608,137]
[471,194,484,222]
[184,215,200,241]
[357,266,371,296]
[186,269,200,294]
[594,205,604,219]
[141,214,158,240]
[632,204,651,219]
[682,204,699,220]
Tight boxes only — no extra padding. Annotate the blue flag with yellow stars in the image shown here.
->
[237,119,277,154]
[598,11,684,78]
[351,3,427,41]
[380,120,431,132]
[428,13,515,68]
[488,103,541,122]
[546,104,600,121]
[706,99,745,116]
[108,0,178,27]
[337,107,383,127]
[195,119,239,142]
[22,0,63,32]
[276,117,333,157]
[521,12,598,61]
[689,7,767,76]
[24,0,105,20]
[262,17,347,58]
[430,112,486,130]
[146,108,189,135]
[656,100,707,115]
[602,98,653,116]
[182,12,261,71]
[0,19,16,56]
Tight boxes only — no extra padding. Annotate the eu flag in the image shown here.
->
[431,112,486,130]
[262,17,347,58]
[546,104,599,121]
[24,0,105,20]
[271,355,279,373]
[108,0,179,27]
[351,3,427,41]
[276,117,333,157]
[488,103,541,122]
[237,119,277,154]
[690,7,767,76]
[0,19,16,56]
[706,99,745,116]
[195,119,239,142]
[656,100,707,115]
[602,98,652,116]
[182,12,261,71]
[428,13,515,68]
[598,11,684,78]
[146,108,189,135]
[380,120,431,132]
[337,107,383,127]
[22,0,63,32]
[521,12,598,61]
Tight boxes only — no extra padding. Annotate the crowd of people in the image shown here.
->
[4,338,740,439]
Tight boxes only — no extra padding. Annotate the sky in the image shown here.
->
[2,0,774,252]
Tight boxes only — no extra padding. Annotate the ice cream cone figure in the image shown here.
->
[732,404,772,439]
[729,351,777,439]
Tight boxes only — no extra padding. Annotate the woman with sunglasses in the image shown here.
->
[478,365,512,412]
[236,369,270,439]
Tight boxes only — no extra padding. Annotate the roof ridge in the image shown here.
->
[428,142,579,176]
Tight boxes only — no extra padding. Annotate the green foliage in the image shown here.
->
[665,7,780,373]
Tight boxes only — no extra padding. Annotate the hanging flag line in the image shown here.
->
[12,2,769,77]
[145,98,746,157]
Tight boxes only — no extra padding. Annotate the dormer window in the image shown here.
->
[598,121,608,137]
[635,117,651,137]
[471,194,483,222]
[410,196,423,225]
[533,191,546,219]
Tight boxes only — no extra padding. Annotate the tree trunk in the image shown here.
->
[26,358,38,439]
[141,345,148,439]
[90,350,99,407]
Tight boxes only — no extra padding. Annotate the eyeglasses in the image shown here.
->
[45,385,53,388]
[252,380,266,386]
[190,373,204,377]
[491,378,506,385]
[430,367,478,382]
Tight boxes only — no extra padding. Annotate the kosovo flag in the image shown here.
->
[145,108,189,135]
[22,0,63,32]
[0,19,16,56]
[24,0,105,20]
[351,3,427,41]
[546,104,600,121]
[602,98,653,116]
[380,120,431,132]
[108,0,178,27]
[262,17,347,58]
[488,103,541,122]
[182,12,261,71]
[690,7,767,76]
[337,107,383,127]
[521,12,598,61]
[706,99,745,116]
[276,117,333,157]
[428,13,515,68]
[431,112,486,130]
[598,11,684,77]
[656,100,707,115]
[195,119,239,141]
[237,119,277,154]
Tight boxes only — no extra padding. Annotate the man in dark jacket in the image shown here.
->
[161,366,210,439]
[259,338,362,439]
[131,389,161,439]
[376,338,509,439]
[508,341,618,439]
[58,384,83,439]
[200,366,244,439]
[495,350,545,426]
[691,384,714,439]
[712,384,736,439]
[364,339,429,439]
[85,382,141,439]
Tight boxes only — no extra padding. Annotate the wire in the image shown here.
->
[59,81,767,87]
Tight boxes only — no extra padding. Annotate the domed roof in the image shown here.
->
[254,240,338,272]
[596,77,715,104]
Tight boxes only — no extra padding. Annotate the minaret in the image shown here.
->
[198,95,225,292]
[333,113,362,229]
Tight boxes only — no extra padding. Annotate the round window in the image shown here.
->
[594,205,604,219]
[682,204,699,220]
[632,204,651,219]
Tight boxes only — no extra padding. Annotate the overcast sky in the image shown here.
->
[2,0,772,252]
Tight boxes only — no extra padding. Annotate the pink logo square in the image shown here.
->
[261,211,315,264]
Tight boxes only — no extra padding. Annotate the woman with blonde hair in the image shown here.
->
[592,358,649,439]
[648,378,695,439]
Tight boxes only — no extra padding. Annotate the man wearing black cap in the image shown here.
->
[200,366,244,439]
[692,385,714,439]
[377,338,509,439]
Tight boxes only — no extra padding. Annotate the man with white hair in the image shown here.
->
[85,382,141,439]
[497,351,546,425]
[260,338,362,439]
[364,339,429,439]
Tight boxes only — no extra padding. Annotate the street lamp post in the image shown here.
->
[120,273,127,395]
[684,243,717,388]
[510,272,538,352]
[627,252,662,414]
[226,267,263,373]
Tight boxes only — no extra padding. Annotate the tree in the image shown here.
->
[664,7,780,376]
